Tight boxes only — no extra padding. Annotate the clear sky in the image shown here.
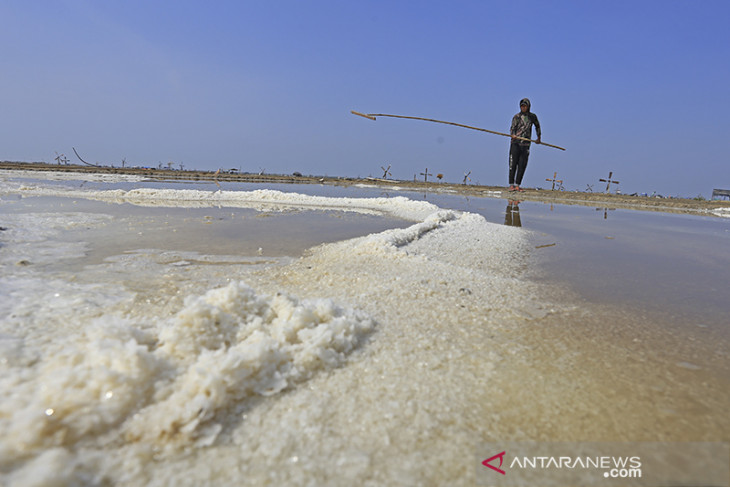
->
[2,1,728,197]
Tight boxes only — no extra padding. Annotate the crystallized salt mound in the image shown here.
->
[358,209,458,253]
[2,183,440,222]
[0,318,161,468]
[0,282,374,465]
[0,169,146,183]
[124,282,375,445]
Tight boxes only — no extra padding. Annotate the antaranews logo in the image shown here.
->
[478,442,729,487]
[482,451,506,475]
[480,449,643,482]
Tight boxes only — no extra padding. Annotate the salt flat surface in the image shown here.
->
[0,169,146,183]
[0,177,540,485]
[1,173,728,486]
[1,176,440,221]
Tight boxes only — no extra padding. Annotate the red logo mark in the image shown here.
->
[482,451,506,475]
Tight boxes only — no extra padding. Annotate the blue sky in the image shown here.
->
[1,1,728,197]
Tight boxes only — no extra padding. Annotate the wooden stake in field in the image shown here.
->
[545,171,564,191]
[351,110,566,151]
[599,171,620,193]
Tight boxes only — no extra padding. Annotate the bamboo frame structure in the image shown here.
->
[351,110,566,151]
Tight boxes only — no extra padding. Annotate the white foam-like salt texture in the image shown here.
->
[125,283,374,445]
[0,281,373,474]
[1,180,441,222]
[0,168,146,183]
[0,182,546,485]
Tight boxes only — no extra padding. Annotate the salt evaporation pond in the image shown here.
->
[1,170,728,486]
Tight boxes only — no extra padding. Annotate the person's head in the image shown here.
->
[520,98,531,113]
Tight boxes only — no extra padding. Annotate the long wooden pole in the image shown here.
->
[72,147,101,167]
[351,110,566,151]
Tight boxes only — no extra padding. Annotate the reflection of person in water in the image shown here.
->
[504,200,522,227]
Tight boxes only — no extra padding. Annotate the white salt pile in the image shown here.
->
[1,177,546,485]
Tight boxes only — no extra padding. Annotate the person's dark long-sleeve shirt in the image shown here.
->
[510,111,541,146]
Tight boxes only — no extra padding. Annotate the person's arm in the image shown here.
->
[510,114,519,139]
[532,114,541,144]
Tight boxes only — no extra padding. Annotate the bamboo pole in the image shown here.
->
[351,110,566,151]
[72,147,101,167]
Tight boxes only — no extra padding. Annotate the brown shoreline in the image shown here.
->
[2,161,729,216]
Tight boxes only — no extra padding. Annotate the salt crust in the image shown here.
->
[0,281,375,470]
[0,169,145,183]
[0,212,111,267]
[0,200,386,484]
[200,205,547,486]
[0,186,547,486]
[1,181,440,222]
[116,207,544,486]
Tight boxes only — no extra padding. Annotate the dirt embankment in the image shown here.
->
[2,161,729,216]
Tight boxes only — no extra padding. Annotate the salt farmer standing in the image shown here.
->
[508,98,541,192]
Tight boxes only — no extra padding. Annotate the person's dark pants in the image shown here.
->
[508,142,530,186]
